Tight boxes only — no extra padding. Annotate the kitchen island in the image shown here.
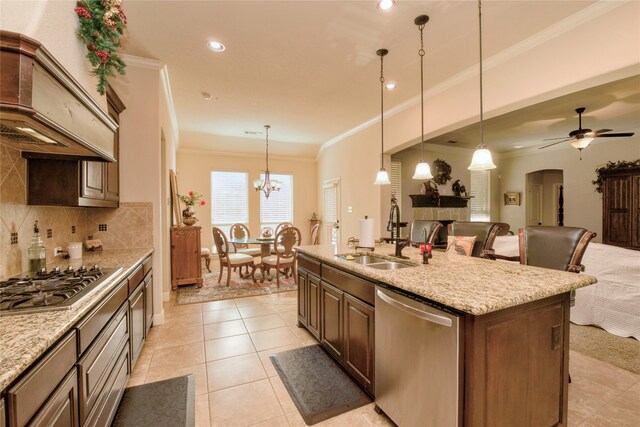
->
[295,243,597,427]
[0,248,153,426]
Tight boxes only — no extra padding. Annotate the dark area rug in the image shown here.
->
[112,374,195,427]
[176,268,296,305]
[270,345,372,425]
[570,323,640,374]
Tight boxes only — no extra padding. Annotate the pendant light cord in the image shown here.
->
[478,0,484,147]
[264,125,270,172]
[419,21,426,160]
[380,53,385,169]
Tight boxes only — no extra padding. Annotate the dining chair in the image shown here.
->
[257,226,301,287]
[408,220,442,247]
[229,223,261,258]
[212,226,255,286]
[310,223,320,245]
[272,222,294,254]
[449,221,501,258]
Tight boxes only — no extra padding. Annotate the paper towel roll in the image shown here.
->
[359,218,376,248]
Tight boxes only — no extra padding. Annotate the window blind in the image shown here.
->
[324,183,337,224]
[470,170,490,221]
[260,173,293,230]
[390,160,402,212]
[211,171,248,240]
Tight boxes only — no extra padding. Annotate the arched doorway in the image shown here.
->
[525,170,564,226]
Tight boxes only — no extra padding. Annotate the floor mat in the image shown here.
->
[112,374,195,426]
[270,345,372,425]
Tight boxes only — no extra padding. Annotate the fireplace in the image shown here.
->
[410,195,471,247]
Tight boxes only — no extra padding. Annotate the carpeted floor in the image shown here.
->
[570,323,640,374]
[176,262,296,305]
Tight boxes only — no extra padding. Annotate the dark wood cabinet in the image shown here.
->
[29,368,79,427]
[144,272,153,338]
[601,166,640,249]
[129,283,145,367]
[320,281,343,361]
[297,271,308,326]
[343,293,375,394]
[307,274,321,339]
[170,226,203,290]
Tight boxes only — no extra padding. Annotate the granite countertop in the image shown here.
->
[0,248,153,392]
[296,243,597,316]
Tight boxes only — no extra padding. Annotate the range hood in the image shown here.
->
[0,31,117,161]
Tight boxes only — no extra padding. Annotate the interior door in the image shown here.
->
[323,178,340,244]
[527,184,543,226]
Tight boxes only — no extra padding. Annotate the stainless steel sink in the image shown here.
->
[352,255,388,265]
[367,262,415,270]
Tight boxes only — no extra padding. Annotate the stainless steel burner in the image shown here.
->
[0,267,122,315]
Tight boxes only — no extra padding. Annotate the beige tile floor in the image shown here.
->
[129,291,640,427]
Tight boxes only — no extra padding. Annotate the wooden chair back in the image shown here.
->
[230,223,250,250]
[274,226,301,260]
[275,222,293,235]
[519,226,596,273]
[310,223,320,245]
[211,227,230,261]
[450,221,501,257]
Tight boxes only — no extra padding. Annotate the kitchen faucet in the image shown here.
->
[387,196,409,259]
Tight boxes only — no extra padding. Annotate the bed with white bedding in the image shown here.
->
[492,236,640,340]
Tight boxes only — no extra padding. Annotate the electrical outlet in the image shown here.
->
[54,247,63,257]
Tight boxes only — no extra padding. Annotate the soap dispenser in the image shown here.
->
[28,220,47,275]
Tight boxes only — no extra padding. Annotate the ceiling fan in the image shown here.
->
[539,107,635,153]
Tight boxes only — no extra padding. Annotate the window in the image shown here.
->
[470,170,490,221]
[210,171,248,242]
[260,173,293,232]
[390,160,402,212]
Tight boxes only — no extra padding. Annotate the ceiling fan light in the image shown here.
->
[412,162,433,180]
[570,137,593,150]
[374,168,391,185]
[468,145,497,171]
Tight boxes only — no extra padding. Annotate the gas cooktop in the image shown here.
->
[0,265,121,316]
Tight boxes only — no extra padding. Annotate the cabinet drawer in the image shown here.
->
[321,264,375,305]
[144,273,153,337]
[7,331,77,427]
[1,396,6,427]
[78,304,128,425]
[298,254,321,276]
[127,264,144,295]
[76,279,128,355]
[129,283,145,366]
[142,256,153,276]
[28,367,78,427]
[84,343,129,427]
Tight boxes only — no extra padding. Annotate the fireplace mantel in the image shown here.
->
[409,194,472,208]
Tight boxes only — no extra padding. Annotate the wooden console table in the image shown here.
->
[170,226,203,290]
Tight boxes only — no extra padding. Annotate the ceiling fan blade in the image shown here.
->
[592,129,613,135]
[542,136,573,141]
[538,139,571,149]
[595,132,635,138]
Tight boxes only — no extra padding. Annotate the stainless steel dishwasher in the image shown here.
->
[375,286,462,427]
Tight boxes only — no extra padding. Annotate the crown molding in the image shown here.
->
[121,54,163,70]
[318,0,627,157]
[177,147,316,162]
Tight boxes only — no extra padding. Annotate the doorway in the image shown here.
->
[525,170,564,226]
[323,178,340,244]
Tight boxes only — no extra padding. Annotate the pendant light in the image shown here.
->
[374,48,391,185]
[468,0,497,171]
[253,125,281,198]
[412,15,434,181]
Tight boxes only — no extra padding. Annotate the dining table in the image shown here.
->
[228,236,275,282]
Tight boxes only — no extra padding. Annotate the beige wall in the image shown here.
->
[177,149,317,251]
[497,137,639,242]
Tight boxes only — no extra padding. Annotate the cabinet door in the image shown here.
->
[29,368,78,427]
[171,227,202,285]
[297,271,308,326]
[307,274,321,340]
[633,174,640,248]
[144,273,153,337]
[603,174,632,247]
[320,281,343,361]
[129,284,145,367]
[104,96,120,202]
[81,161,105,200]
[343,294,374,394]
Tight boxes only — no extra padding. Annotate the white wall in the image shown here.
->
[176,149,317,251]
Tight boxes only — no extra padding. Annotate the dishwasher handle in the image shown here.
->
[376,289,452,327]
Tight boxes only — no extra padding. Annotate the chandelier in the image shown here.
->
[253,125,281,198]
[468,0,497,171]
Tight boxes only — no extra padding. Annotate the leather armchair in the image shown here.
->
[449,221,501,258]
[409,220,442,247]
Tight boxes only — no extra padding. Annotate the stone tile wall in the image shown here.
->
[413,207,470,221]
[0,142,152,278]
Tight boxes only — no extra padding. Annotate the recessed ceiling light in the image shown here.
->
[244,130,262,135]
[514,145,523,149]
[386,82,397,90]
[207,40,226,52]
[201,92,212,100]
[377,0,396,12]
[447,140,458,144]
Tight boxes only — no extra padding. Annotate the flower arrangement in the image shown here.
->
[74,0,127,95]
[592,159,640,193]
[179,191,206,207]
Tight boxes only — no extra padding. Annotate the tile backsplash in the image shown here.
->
[0,142,153,278]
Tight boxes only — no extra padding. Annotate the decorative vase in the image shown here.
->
[261,227,274,238]
[182,207,198,226]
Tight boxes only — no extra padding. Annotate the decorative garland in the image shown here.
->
[592,159,640,193]
[74,0,127,95]
[432,158,452,186]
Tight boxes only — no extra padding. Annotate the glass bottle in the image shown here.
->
[28,220,47,275]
